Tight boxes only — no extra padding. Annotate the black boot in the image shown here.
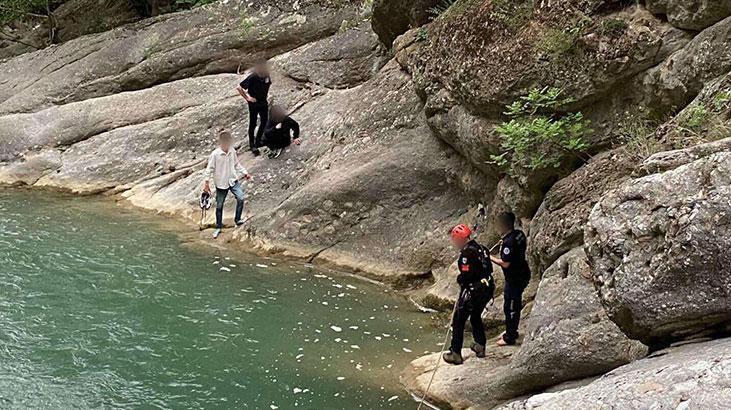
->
[442,350,463,365]
[471,343,486,358]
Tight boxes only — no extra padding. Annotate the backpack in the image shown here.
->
[477,244,496,303]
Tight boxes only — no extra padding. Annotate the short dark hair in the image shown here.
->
[497,211,516,229]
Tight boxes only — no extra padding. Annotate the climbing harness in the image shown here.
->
[416,204,488,410]
[199,191,212,229]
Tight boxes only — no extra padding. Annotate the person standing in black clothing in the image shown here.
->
[236,61,271,156]
[490,212,531,346]
[263,105,301,158]
[443,224,495,365]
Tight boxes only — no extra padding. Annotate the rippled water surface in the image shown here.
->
[0,190,440,409]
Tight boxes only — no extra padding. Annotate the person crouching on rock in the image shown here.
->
[263,105,301,159]
[490,212,531,346]
[443,224,495,365]
[203,130,252,239]
[237,60,271,157]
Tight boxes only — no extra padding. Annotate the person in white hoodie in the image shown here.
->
[204,130,252,239]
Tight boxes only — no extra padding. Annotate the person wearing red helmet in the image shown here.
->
[443,223,495,365]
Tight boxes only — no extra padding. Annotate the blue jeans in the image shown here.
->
[215,181,245,229]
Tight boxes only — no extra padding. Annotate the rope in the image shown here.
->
[417,291,462,410]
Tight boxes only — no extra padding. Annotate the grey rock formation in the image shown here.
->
[643,137,731,174]
[229,60,488,280]
[0,0,363,114]
[401,345,517,410]
[404,248,647,409]
[0,30,488,282]
[2,2,731,408]
[501,337,731,409]
[528,150,635,276]
[0,0,141,60]
[641,15,731,116]
[0,75,240,162]
[272,22,385,89]
[370,0,440,46]
[507,248,647,390]
[397,5,689,119]
[391,4,693,233]
[647,0,731,30]
[586,145,731,344]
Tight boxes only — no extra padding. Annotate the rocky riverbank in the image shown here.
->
[1,0,730,408]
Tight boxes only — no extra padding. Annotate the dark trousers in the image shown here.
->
[503,281,527,344]
[247,103,268,149]
[450,288,489,353]
[215,181,245,229]
[264,130,291,150]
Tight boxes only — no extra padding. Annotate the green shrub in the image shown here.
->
[536,16,591,55]
[599,18,628,37]
[617,116,663,163]
[674,94,730,142]
[680,104,709,132]
[415,27,429,42]
[0,0,42,24]
[0,0,59,43]
[239,11,255,36]
[537,28,578,55]
[428,0,457,18]
[490,87,592,176]
[713,90,731,111]
[172,0,215,7]
[360,0,374,17]
[429,0,482,21]
[490,0,533,31]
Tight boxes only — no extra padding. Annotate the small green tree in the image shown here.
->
[0,0,46,25]
[490,87,591,176]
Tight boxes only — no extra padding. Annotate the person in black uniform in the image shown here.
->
[263,105,301,158]
[490,212,530,346]
[237,61,271,156]
[443,223,495,365]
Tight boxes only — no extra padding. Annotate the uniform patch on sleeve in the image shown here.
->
[460,264,470,272]
[503,248,511,255]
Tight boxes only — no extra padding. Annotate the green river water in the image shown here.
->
[0,189,441,409]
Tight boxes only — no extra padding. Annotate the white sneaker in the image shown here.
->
[212,229,222,239]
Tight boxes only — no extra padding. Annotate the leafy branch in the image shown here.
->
[489,87,592,176]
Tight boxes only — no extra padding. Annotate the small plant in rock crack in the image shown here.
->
[713,90,731,111]
[428,0,458,19]
[416,27,429,42]
[616,115,663,163]
[489,87,592,176]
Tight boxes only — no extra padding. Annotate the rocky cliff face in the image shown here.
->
[1,0,730,408]
[0,0,143,61]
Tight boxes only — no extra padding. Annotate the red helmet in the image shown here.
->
[450,224,472,240]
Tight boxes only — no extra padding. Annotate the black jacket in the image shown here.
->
[457,240,493,288]
[240,73,271,105]
[264,117,300,149]
[499,230,531,284]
